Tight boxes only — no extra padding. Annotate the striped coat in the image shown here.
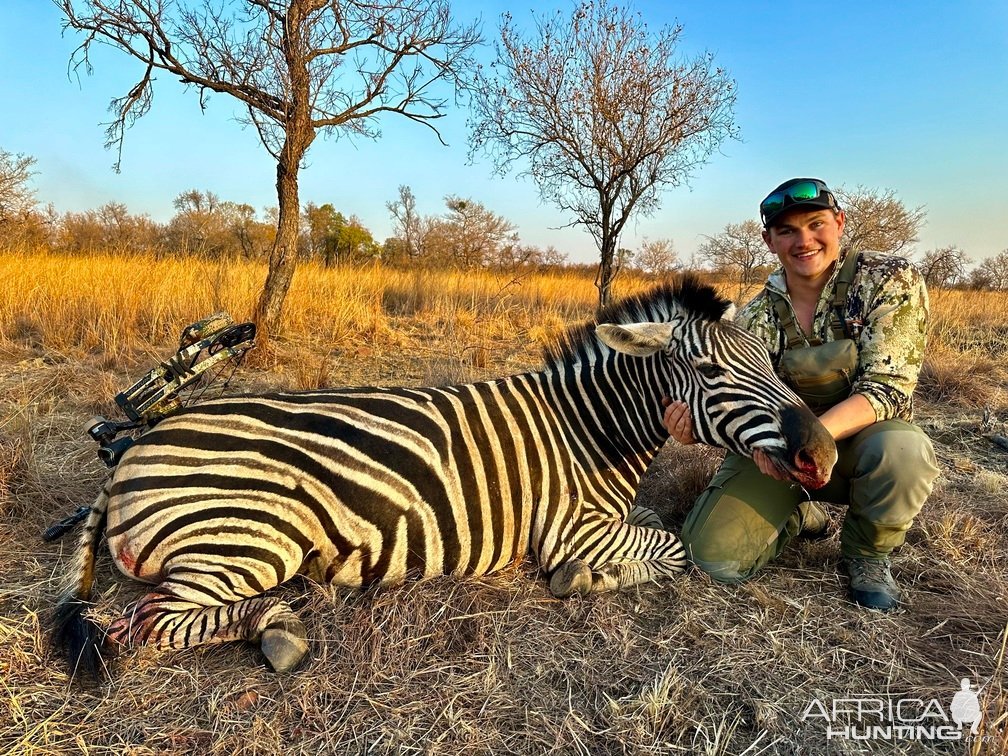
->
[53,277,836,676]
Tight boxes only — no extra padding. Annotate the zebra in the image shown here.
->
[52,276,837,676]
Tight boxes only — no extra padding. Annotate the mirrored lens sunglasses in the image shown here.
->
[760,180,829,219]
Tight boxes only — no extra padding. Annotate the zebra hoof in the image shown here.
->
[260,616,309,673]
[550,559,593,598]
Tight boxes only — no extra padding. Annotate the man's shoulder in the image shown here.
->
[854,251,925,291]
[735,288,774,330]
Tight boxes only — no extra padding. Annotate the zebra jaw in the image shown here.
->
[597,320,838,491]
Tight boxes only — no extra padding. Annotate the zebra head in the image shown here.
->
[595,278,837,490]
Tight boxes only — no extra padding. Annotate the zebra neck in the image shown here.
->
[536,352,670,478]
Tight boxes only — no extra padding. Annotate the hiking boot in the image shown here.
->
[797,501,830,539]
[844,557,901,611]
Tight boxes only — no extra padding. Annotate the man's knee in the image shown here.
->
[851,422,939,508]
[681,454,806,583]
[681,512,760,584]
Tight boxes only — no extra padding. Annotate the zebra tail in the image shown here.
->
[51,483,111,681]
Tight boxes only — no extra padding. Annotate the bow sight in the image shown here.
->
[43,313,255,543]
[86,312,256,469]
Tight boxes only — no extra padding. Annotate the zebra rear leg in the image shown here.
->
[106,577,309,672]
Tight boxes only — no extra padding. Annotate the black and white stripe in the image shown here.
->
[52,275,836,675]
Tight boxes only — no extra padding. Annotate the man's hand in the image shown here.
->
[661,398,697,445]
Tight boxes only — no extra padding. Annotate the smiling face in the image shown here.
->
[762,208,846,288]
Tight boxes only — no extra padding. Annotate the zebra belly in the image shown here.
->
[103,407,539,590]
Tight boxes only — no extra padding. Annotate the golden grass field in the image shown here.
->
[1,250,1007,755]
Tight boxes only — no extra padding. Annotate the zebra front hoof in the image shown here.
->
[261,617,309,673]
[550,559,593,598]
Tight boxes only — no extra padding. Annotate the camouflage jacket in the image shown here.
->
[735,251,929,422]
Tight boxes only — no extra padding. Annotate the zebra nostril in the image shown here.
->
[794,448,817,472]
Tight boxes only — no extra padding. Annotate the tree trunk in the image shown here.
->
[255,148,303,337]
[595,212,618,311]
[254,2,315,339]
[596,240,616,311]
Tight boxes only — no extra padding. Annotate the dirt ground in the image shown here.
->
[1,331,1006,755]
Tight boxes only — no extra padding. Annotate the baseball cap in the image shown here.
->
[759,178,841,228]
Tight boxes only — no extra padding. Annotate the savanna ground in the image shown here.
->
[1,250,1007,755]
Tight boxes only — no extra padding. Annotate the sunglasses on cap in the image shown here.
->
[759,179,837,225]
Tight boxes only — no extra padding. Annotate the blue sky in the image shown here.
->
[2,0,1006,264]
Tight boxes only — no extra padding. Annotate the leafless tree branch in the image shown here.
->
[57,0,482,333]
[468,0,737,307]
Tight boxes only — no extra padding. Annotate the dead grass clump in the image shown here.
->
[917,507,1005,569]
[0,432,31,508]
[974,469,1008,497]
[286,350,339,391]
[637,442,726,527]
[6,314,44,349]
[920,289,1008,409]
[381,269,438,316]
[918,344,1006,408]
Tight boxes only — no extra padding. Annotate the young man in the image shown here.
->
[664,177,939,610]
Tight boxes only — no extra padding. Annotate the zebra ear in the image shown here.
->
[722,302,737,321]
[596,322,676,357]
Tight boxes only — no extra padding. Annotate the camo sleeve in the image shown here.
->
[735,294,784,362]
[851,256,929,422]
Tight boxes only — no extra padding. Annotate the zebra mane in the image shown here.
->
[544,274,732,369]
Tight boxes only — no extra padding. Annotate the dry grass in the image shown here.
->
[2,250,1008,755]
[918,289,1008,409]
[0,251,618,360]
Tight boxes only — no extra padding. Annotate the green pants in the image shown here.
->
[681,419,940,583]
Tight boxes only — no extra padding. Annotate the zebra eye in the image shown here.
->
[697,363,726,379]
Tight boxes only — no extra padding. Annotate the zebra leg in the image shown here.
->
[547,519,687,597]
[106,575,309,672]
[587,520,687,592]
[548,508,665,596]
[626,505,665,529]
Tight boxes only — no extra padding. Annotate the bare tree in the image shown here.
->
[167,189,227,257]
[918,245,969,289]
[973,250,1008,291]
[58,0,481,335]
[386,185,424,263]
[0,149,37,219]
[633,237,678,277]
[835,185,926,257]
[57,202,163,254]
[230,202,274,259]
[698,219,774,299]
[440,196,517,269]
[0,149,53,251]
[468,0,737,308]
